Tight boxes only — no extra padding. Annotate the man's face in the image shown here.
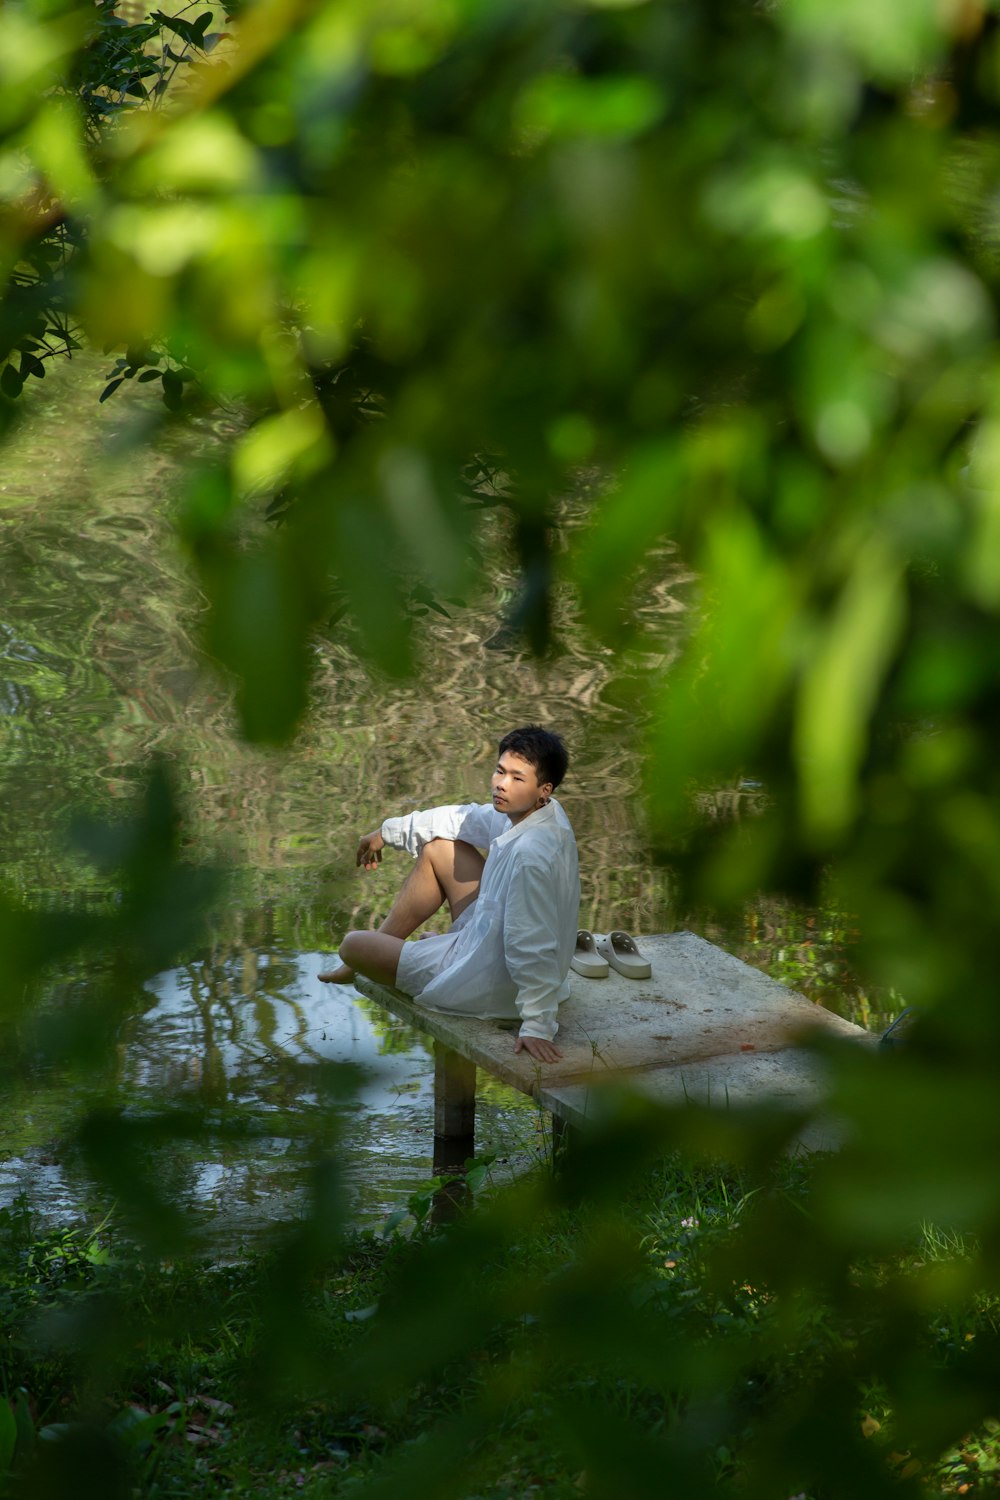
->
[491,752,552,821]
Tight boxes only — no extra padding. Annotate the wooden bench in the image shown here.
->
[354,930,877,1174]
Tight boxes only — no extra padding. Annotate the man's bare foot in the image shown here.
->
[318,963,355,984]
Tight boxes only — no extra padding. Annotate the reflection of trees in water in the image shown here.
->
[124,937,331,1109]
[351,994,428,1057]
[2,360,687,939]
[693,787,769,821]
[182,962,230,1106]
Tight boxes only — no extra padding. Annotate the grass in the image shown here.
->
[1,1157,999,1499]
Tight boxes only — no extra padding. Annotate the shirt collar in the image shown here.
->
[496,798,558,846]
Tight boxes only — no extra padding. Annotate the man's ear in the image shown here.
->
[538,781,554,803]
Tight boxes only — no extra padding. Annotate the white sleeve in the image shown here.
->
[380,802,500,857]
[502,860,564,1042]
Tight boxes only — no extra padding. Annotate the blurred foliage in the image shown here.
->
[4,0,1000,1495]
[3,1158,1000,1500]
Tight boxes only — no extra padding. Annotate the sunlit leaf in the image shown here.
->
[794,538,905,842]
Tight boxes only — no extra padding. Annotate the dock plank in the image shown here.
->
[354,931,875,1144]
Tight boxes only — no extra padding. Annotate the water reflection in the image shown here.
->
[2,948,544,1245]
[129,953,444,1239]
[133,953,413,1101]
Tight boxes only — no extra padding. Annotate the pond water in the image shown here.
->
[0,945,548,1249]
[0,356,879,1249]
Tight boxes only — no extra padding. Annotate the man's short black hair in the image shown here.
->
[498,725,569,790]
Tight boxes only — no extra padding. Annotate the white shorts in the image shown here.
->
[395,903,476,998]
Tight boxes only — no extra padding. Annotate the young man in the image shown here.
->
[319,726,579,1063]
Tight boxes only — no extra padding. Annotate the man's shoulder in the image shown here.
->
[511,817,577,868]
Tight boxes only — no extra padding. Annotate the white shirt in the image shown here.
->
[380,798,580,1042]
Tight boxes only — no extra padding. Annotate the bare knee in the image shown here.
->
[419,838,456,889]
[422,838,484,922]
[339,930,364,966]
[425,837,484,882]
[337,929,404,987]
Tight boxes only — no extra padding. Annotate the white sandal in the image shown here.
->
[594,930,651,979]
[570,929,609,978]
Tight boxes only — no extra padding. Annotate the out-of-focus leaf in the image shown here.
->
[794,538,905,842]
[1,364,24,399]
[0,1401,16,1475]
[572,441,680,641]
[782,0,955,81]
[515,72,665,142]
[233,406,330,501]
[647,505,799,840]
[123,113,260,195]
[196,539,313,743]
[27,96,98,211]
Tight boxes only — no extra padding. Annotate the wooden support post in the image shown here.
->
[432,1042,476,1223]
[433,1041,477,1142]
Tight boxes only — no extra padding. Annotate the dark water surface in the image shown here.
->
[0,358,876,1246]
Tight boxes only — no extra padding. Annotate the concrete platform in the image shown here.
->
[355,931,877,1151]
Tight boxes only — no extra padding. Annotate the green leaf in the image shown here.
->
[411,582,451,618]
[195,539,313,743]
[465,1154,496,1195]
[151,10,209,48]
[515,72,665,141]
[99,377,124,403]
[573,441,681,642]
[794,538,905,842]
[1,364,24,399]
[12,1390,34,1458]
[381,1207,410,1237]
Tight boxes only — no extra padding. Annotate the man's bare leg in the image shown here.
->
[319,839,486,984]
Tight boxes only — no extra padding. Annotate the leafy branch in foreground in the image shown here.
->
[5,3,1000,1498]
[0,1,218,416]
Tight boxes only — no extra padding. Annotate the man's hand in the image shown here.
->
[515,1035,562,1064]
[356,830,385,869]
